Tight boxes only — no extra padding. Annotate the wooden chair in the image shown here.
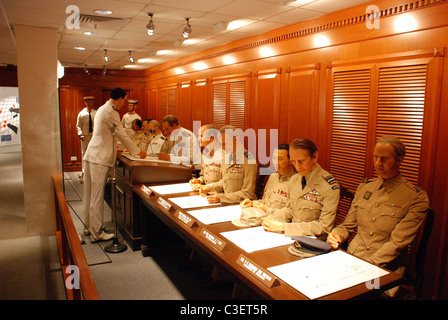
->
[399,208,435,299]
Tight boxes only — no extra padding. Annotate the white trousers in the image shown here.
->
[80,135,92,174]
[83,160,109,238]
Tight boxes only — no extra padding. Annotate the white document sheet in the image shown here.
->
[121,152,191,167]
[168,195,221,209]
[220,226,294,253]
[187,205,242,225]
[267,250,389,299]
[149,183,193,195]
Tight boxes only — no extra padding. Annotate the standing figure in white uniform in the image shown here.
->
[121,99,141,136]
[76,96,96,183]
[83,88,146,242]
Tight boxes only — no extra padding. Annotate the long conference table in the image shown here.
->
[134,181,403,300]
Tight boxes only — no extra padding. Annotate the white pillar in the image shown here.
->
[16,25,62,236]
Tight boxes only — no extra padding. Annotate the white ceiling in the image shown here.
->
[0,0,371,70]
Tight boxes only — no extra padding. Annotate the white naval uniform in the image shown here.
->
[76,107,96,172]
[146,133,167,155]
[83,100,141,239]
[121,112,141,136]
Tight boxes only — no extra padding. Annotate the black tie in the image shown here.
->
[88,112,93,133]
[302,176,306,190]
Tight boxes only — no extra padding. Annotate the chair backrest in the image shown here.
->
[405,209,435,298]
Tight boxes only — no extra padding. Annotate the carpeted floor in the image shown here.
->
[0,151,234,300]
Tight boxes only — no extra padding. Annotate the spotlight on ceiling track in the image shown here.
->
[128,50,134,63]
[102,65,107,76]
[84,64,90,75]
[183,18,192,39]
[103,49,109,62]
[146,13,155,36]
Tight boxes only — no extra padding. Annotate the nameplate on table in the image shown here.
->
[175,210,197,228]
[157,197,172,211]
[140,185,153,196]
[236,254,279,288]
[199,227,228,251]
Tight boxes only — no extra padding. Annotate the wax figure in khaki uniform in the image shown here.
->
[121,99,141,136]
[262,138,340,239]
[199,125,258,204]
[158,114,201,169]
[146,120,170,155]
[240,144,294,216]
[190,124,223,189]
[76,96,96,183]
[83,88,146,242]
[139,118,152,152]
[327,136,429,297]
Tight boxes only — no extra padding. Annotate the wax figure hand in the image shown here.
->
[138,151,147,159]
[205,192,220,204]
[262,217,285,233]
[326,232,343,250]
[158,151,170,161]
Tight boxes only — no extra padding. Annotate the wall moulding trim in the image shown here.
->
[149,0,447,75]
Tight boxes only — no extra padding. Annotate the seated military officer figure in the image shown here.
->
[190,124,223,189]
[199,125,258,204]
[262,138,340,239]
[241,144,294,215]
[327,136,429,296]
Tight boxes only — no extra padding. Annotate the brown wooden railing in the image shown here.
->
[53,174,100,300]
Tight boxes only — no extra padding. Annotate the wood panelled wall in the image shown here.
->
[54,0,448,299]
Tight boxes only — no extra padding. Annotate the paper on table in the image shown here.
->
[267,250,389,299]
[121,152,191,167]
[220,226,294,253]
[187,205,242,225]
[168,195,221,209]
[149,182,193,195]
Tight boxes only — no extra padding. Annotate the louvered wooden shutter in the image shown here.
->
[229,80,245,129]
[213,82,227,128]
[375,64,427,185]
[160,89,167,117]
[212,79,246,129]
[167,87,177,115]
[330,69,371,226]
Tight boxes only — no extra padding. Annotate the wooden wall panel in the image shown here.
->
[34,0,448,299]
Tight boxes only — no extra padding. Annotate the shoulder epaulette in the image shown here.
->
[244,151,254,159]
[323,175,338,185]
[361,178,375,184]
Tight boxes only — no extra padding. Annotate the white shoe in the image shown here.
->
[90,232,115,243]
[83,228,90,236]
[78,232,86,244]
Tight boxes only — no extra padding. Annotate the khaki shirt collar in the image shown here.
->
[378,173,404,193]
[279,169,295,182]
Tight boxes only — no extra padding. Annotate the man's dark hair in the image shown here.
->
[110,87,127,100]
[276,144,290,158]
[133,119,142,129]
[290,138,318,157]
[162,114,178,127]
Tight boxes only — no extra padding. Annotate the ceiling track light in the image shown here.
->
[128,50,134,63]
[103,49,109,62]
[183,18,192,39]
[83,64,90,75]
[102,65,107,76]
[146,13,155,36]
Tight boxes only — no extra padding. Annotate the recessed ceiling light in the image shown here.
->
[94,9,113,15]
[156,50,172,55]
[74,46,86,51]
[124,64,139,69]
[227,19,254,30]
[138,58,152,63]
[83,31,96,36]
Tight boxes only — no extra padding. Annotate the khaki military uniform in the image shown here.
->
[260,169,295,215]
[331,173,429,270]
[270,164,340,238]
[198,146,224,185]
[208,147,258,204]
